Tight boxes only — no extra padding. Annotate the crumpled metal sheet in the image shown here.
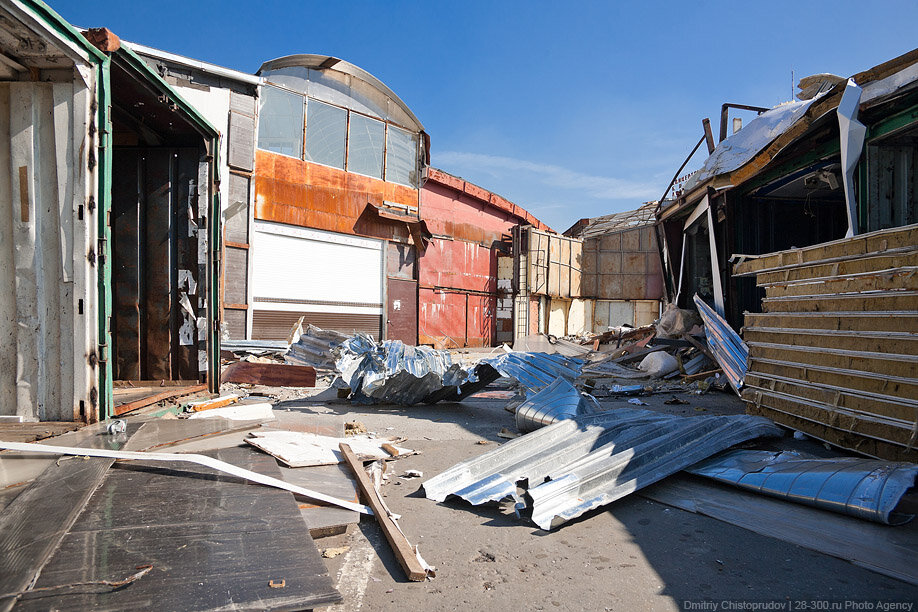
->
[515,378,597,433]
[423,408,781,529]
[686,449,918,525]
[335,334,473,405]
[694,294,747,394]
[481,352,584,394]
[286,325,350,371]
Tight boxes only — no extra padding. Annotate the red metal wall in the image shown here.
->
[418,169,547,348]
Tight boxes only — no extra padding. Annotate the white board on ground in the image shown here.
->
[188,402,274,421]
[246,431,414,467]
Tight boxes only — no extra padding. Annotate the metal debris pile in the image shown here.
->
[423,407,782,530]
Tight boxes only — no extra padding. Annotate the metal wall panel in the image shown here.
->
[0,80,96,421]
[582,226,664,301]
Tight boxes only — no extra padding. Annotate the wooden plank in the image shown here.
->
[339,443,428,581]
[222,362,316,387]
[744,327,918,356]
[113,384,207,416]
[113,379,200,388]
[18,446,341,611]
[743,311,918,333]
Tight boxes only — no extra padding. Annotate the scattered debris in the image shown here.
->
[498,428,520,439]
[246,431,415,467]
[268,579,286,589]
[345,421,368,436]
[322,546,350,559]
[401,470,423,479]
[627,398,647,406]
[664,396,689,405]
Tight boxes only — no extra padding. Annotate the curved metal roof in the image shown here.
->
[258,54,423,132]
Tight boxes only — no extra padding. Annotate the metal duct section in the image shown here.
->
[515,378,597,433]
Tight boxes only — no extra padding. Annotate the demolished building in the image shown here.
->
[657,48,918,460]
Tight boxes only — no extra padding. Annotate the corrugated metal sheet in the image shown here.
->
[481,352,583,394]
[694,294,748,394]
[423,408,780,530]
[515,377,596,433]
[686,449,918,525]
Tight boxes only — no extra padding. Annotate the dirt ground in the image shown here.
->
[248,384,918,612]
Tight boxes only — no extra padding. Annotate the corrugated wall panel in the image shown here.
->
[0,80,95,421]
[253,310,380,340]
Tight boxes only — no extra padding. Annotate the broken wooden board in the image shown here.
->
[0,422,80,443]
[278,462,361,538]
[16,446,341,611]
[340,443,431,581]
[247,431,414,467]
[113,384,208,416]
[186,394,239,412]
[222,362,316,387]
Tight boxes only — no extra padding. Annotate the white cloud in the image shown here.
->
[434,151,661,201]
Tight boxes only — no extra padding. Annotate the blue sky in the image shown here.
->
[54,0,918,231]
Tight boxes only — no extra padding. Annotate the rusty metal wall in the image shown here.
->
[581,225,664,300]
[253,149,417,243]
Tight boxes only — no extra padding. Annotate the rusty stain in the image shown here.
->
[18,166,29,222]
